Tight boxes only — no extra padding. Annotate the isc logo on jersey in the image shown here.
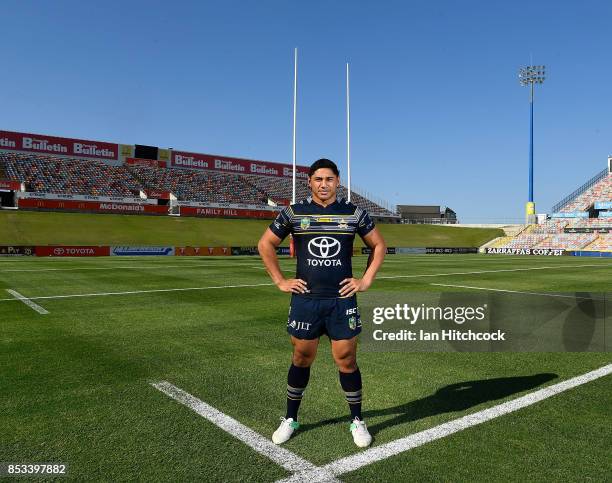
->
[307,236,342,267]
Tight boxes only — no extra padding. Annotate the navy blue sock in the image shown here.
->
[339,368,362,420]
[286,364,310,421]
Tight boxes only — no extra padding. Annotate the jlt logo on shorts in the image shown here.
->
[288,320,312,331]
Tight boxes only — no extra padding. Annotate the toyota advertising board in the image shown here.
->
[35,246,110,257]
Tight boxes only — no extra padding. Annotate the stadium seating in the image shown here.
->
[502,234,550,249]
[1,153,142,197]
[243,173,311,204]
[500,217,611,251]
[127,165,268,204]
[530,220,568,234]
[508,171,611,251]
[1,151,398,216]
[337,186,397,216]
[558,173,612,212]
[568,218,612,228]
[583,234,612,251]
[534,233,598,250]
[243,173,397,216]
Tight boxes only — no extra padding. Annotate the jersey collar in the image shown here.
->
[308,196,339,210]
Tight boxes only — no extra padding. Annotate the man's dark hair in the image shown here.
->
[309,158,339,177]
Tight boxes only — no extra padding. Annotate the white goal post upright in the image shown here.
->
[346,62,351,202]
[289,48,298,258]
[292,47,298,205]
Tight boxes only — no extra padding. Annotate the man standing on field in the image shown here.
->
[258,158,386,447]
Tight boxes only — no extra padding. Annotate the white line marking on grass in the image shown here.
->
[376,263,610,281]
[276,363,612,482]
[150,381,338,480]
[252,266,294,273]
[5,289,49,314]
[378,257,518,262]
[0,282,276,303]
[0,263,607,304]
[0,264,258,273]
[431,283,600,300]
[1,265,189,273]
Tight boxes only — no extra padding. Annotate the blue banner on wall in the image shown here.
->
[111,246,175,256]
[551,212,589,218]
[594,201,612,210]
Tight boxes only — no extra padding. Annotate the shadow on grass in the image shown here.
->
[299,373,558,437]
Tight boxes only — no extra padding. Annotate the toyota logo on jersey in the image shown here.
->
[308,236,341,259]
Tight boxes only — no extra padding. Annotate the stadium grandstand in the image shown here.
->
[244,173,397,217]
[489,162,612,252]
[0,129,400,220]
[125,164,269,205]
[2,153,143,198]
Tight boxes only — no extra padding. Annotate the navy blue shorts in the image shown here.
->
[287,294,362,340]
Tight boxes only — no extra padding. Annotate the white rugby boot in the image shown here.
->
[350,417,372,448]
[272,417,299,444]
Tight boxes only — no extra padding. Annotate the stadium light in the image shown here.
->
[519,64,546,224]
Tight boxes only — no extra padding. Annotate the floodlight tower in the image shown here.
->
[519,65,545,223]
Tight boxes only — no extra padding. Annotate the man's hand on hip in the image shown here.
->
[277,278,309,294]
[339,277,372,297]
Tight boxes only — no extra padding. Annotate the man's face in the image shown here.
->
[308,168,339,202]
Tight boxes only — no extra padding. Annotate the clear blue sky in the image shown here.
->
[2,1,611,221]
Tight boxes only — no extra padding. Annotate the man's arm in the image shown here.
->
[258,228,308,294]
[339,227,386,297]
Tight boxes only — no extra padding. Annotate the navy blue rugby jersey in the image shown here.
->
[268,197,375,298]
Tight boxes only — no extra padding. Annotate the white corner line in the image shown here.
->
[430,283,600,300]
[0,282,276,303]
[152,364,612,483]
[277,363,612,481]
[150,381,339,481]
[6,289,49,314]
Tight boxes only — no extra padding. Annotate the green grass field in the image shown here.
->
[1,254,611,481]
[0,210,503,247]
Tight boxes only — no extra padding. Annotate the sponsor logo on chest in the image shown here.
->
[306,236,342,267]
